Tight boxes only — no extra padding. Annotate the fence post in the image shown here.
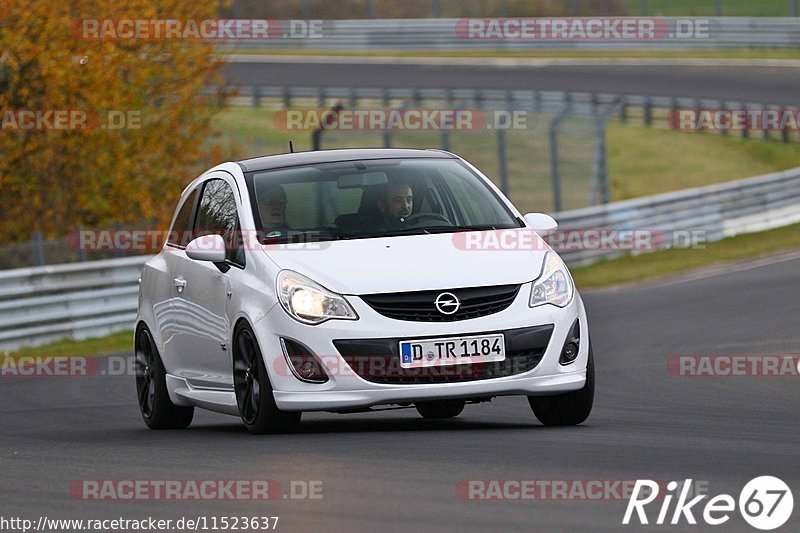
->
[441,89,452,151]
[31,231,44,266]
[382,89,392,148]
[763,106,772,141]
[75,226,85,262]
[640,0,648,16]
[548,93,572,213]
[793,0,799,17]
[782,107,790,142]
[252,85,261,108]
[741,103,749,139]
[282,87,292,109]
[715,0,722,16]
[497,127,509,196]
[643,96,652,126]
[719,101,728,136]
[348,87,357,109]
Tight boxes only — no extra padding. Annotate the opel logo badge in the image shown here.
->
[434,292,460,315]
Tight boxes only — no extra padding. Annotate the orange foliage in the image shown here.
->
[0,0,228,243]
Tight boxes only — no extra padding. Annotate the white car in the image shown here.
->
[135,149,594,434]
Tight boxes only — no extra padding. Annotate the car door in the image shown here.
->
[154,183,200,367]
[169,174,242,387]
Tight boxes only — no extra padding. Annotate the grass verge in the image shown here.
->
[4,329,133,359]
[571,222,800,289]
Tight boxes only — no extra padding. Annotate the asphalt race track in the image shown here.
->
[2,254,798,532]
[225,58,800,105]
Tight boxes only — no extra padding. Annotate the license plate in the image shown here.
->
[399,333,505,369]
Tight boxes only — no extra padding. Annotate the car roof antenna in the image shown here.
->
[288,141,294,153]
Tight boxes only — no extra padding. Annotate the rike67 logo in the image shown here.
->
[623,477,793,530]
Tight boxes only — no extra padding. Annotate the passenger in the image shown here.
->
[258,183,289,238]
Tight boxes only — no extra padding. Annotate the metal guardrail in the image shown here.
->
[556,167,800,267]
[0,256,147,350]
[2,167,800,350]
[216,17,800,50]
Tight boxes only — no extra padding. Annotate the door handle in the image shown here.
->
[173,276,187,293]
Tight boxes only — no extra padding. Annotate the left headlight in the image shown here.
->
[277,270,358,325]
[529,252,574,308]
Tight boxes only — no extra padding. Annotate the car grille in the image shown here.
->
[333,325,553,385]
[360,284,521,322]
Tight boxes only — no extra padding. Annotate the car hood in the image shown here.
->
[261,230,549,295]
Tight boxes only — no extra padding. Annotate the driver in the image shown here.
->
[376,182,413,226]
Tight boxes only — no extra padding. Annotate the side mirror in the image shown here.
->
[185,234,227,263]
[523,213,558,235]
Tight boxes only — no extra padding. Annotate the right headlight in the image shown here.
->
[277,270,358,325]
[529,252,574,308]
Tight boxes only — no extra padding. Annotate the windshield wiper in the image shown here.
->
[340,227,433,240]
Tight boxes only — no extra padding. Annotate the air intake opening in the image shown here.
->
[281,338,329,383]
[559,319,581,366]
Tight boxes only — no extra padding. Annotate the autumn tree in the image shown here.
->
[0,0,228,243]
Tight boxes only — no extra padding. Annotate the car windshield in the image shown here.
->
[247,157,522,244]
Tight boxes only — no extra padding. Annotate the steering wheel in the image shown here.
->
[401,212,451,226]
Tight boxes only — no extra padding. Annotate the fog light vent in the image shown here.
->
[559,319,581,366]
[281,338,329,383]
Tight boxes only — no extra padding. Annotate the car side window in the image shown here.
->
[194,178,245,268]
[167,186,200,247]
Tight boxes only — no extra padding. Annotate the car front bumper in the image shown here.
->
[253,282,590,412]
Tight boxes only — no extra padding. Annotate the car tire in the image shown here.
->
[528,342,595,426]
[415,399,466,419]
[135,326,194,430]
[233,323,302,435]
